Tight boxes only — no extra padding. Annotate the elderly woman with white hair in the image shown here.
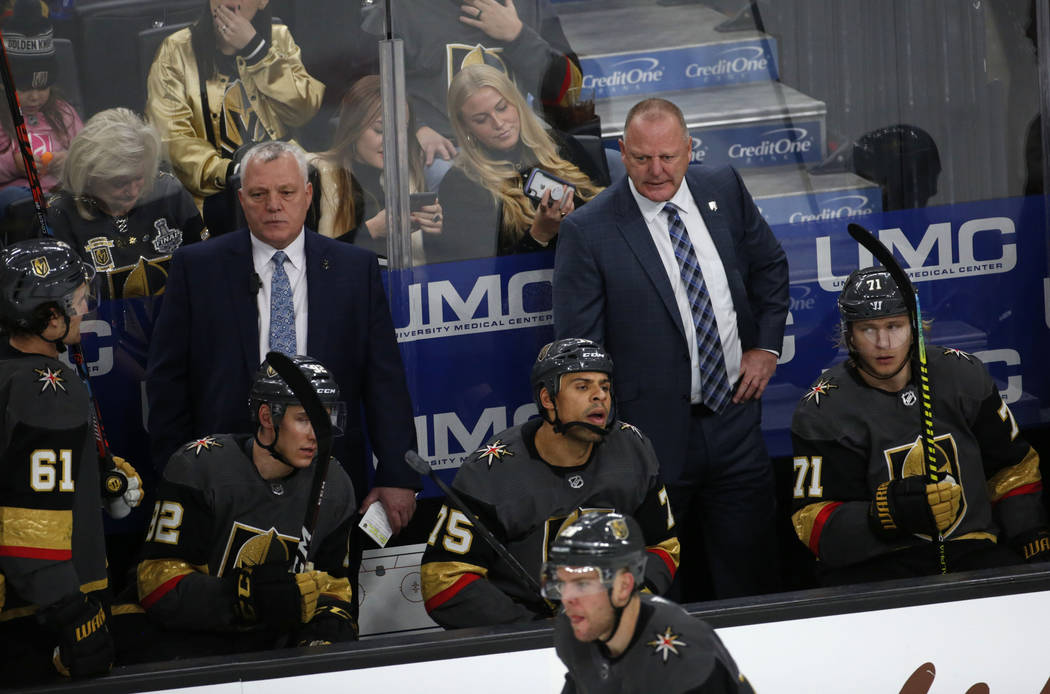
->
[48,108,206,302]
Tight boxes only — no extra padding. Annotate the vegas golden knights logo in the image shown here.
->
[446,43,509,88]
[217,522,299,577]
[31,256,51,278]
[85,237,115,272]
[883,433,966,536]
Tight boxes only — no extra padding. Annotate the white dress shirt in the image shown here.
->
[628,178,742,403]
[251,229,308,365]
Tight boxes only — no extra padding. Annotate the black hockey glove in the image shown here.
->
[296,601,358,646]
[37,592,114,678]
[869,476,960,539]
[1011,528,1050,563]
[230,563,322,629]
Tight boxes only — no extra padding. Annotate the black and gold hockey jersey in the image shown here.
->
[49,173,206,303]
[555,594,754,694]
[791,347,1044,570]
[0,343,107,620]
[421,419,680,629]
[136,434,355,631]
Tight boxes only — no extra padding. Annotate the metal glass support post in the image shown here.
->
[380,37,413,269]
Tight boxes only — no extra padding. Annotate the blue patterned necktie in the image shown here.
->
[268,250,296,355]
[663,203,733,412]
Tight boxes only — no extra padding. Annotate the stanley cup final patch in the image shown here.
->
[150,219,184,255]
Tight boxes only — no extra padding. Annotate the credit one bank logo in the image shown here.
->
[685,45,773,83]
[816,217,1016,291]
[396,269,552,342]
[581,57,664,93]
[728,127,815,165]
[788,194,875,224]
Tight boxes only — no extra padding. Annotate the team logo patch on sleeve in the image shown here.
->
[647,626,687,662]
[619,422,643,438]
[802,378,837,405]
[475,440,514,468]
[942,347,972,361]
[34,366,66,393]
[186,436,223,455]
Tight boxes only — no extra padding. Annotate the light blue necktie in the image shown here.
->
[663,203,732,412]
[268,250,296,355]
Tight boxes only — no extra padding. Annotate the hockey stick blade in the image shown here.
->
[405,450,547,599]
[266,352,334,573]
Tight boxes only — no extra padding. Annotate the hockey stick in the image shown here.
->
[264,351,334,574]
[405,450,551,605]
[0,29,126,499]
[847,222,947,574]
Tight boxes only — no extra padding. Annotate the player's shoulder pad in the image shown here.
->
[164,434,239,486]
[323,457,357,514]
[4,355,88,420]
[641,595,720,669]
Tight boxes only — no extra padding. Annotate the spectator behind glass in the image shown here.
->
[0,0,81,193]
[311,75,441,264]
[363,0,581,185]
[49,108,206,306]
[427,64,603,264]
[145,0,323,210]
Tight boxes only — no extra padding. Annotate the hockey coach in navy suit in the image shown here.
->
[552,98,789,601]
[147,141,420,534]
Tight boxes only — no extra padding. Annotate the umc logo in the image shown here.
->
[396,269,553,342]
[414,403,537,470]
[816,217,1016,292]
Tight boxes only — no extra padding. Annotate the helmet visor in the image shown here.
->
[61,275,98,318]
[540,564,611,600]
[850,318,911,350]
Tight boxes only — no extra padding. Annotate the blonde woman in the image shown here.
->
[312,75,441,262]
[427,64,605,264]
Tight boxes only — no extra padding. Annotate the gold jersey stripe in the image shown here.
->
[420,560,488,603]
[317,575,353,605]
[987,448,1042,503]
[137,558,205,604]
[0,506,73,552]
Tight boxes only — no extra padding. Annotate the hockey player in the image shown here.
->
[0,238,143,684]
[792,266,1050,584]
[136,355,358,657]
[544,513,753,694]
[420,338,680,629]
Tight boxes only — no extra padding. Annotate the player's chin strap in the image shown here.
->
[43,313,71,353]
[848,337,913,384]
[597,588,633,645]
[254,412,293,468]
[545,402,616,439]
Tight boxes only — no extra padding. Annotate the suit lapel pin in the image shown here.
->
[708,201,718,212]
[321,258,330,270]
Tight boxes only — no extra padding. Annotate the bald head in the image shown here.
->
[620,99,691,203]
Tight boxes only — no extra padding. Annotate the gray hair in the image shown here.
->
[240,141,310,186]
[61,108,161,218]
[623,98,689,143]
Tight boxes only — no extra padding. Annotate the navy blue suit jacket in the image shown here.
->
[146,229,419,498]
[552,165,788,482]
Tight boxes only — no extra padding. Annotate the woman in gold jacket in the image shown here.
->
[146,0,324,209]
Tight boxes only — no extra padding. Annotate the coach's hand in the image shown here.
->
[362,486,417,536]
[733,349,777,403]
[39,592,114,678]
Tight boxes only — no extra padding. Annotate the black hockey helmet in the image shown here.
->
[0,238,95,331]
[531,338,614,432]
[838,266,908,325]
[249,354,346,434]
[540,512,647,600]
